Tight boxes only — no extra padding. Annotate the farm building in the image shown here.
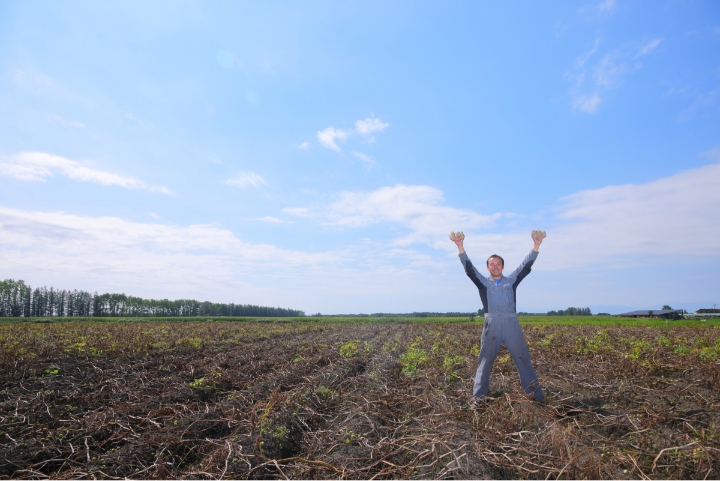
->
[617,309,684,319]
[684,308,720,319]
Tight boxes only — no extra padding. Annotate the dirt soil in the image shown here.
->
[1,321,719,479]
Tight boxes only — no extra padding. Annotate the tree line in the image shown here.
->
[0,279,305,318]
[546,307,592,316]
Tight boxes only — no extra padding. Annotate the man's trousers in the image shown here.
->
[473,314,545,401]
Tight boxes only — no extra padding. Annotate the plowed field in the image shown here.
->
[1,321,719,479]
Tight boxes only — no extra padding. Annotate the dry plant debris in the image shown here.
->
[1,321,719,479]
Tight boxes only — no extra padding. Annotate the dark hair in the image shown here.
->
[487,254,504,267]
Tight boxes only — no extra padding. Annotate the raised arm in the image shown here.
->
[450,232,491,288]
[508,230,546,283]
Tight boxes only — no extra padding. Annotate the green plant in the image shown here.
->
[576,329,612,355]
[698,339,720,361]
[628,340,653,360]
[189,377,207,389]
[536,333,556,347]
[272,425,288,440]
[400,346,428,375]
[692,423,718,442]
[315,385,335,397]
[442,354,463,371]
[340,340,359,358]
[189,372,221,391]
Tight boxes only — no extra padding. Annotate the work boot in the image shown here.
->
[470,396,491,410]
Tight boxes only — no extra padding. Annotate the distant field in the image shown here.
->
[3,315,720,327]
[1,319,719,479]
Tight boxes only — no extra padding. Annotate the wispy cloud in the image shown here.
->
[574,39,601,68]
[48,115,85,128]
[0,152,171,193]
[351,151,376,169]
[579,0,615,17]
[317,116,389,151]
[597,0,615,12]
[635,38,662,59]
[567,37,661,113]
[255,216,286,223]
[677,87,719,122]
[700,147,720,161]
[282,207,313,218]
[595,53,627,87]
[572,93,602,113]
[298,142,310,150]
[225,171,267,188]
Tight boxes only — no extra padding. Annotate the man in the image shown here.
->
[450,230,546,406]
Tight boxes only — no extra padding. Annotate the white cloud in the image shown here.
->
[282,207,313,218]
[326,184,501,246]
[0,206,453,312]
[1,158,719,313]
[317,116,389,151]
[543,160,720,266]
[466,157,720,271]
[225,171,267,189]
[635,38,662,59]
[354,117,390,136]
[0,162,52,182]
[298,142,310,150]
[0,152,171,193]
[572,93,602,113]
[317,127,351,151]
[255,216,285,223]
[0,206,345,302]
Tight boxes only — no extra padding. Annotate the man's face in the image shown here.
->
[487,257,504,279]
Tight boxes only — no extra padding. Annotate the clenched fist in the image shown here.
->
[531,230,546,241]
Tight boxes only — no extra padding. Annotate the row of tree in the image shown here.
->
[0,279,305,318]
[546,307,592,316]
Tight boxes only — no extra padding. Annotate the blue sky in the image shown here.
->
[1,0,719,314]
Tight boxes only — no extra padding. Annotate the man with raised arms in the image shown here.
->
[450,230,546,407]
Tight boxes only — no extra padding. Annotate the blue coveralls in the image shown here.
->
[459,250,545,401]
